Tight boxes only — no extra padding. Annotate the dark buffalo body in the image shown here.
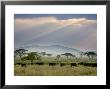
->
[21,63,26,67]
[16,63,21,65]
[60,63,66,67]
[70,63,77,67]
[91,63,97,67]
[36,62,44,65]
[49,63,56,66]
[83,63,97,67]
[78,62,97,67]
[78,62,84,65]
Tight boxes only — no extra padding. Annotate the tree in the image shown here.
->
[80,52,85,59]
[36,55,42,61]
[46,54,52,57]
[21,56,29,61]
[61,53,73,59]
[28,52,42,64]
[35,53,42,60]
[41,52,52,57]
[41,52,46,56]
[72,55,76,59]
[56,55,61,63]
[14,50,18,59]
[84,51,97,59]
[14,49,27,60]
[28,52,37,64]
[56,55,61,60]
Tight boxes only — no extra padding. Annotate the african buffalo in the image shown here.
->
[83,63,97,67]
[21,63,26,67]
[36,62,44,65]
[78,62,84,65]
[49,63,56,66]
[16,63,21,65]
[91,63,97,67]
[60,63,66,67]
[70,63,77,67]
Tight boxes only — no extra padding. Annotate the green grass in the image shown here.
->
[14,64,96,76]
[15,56,97,64]
[14,57,97,76]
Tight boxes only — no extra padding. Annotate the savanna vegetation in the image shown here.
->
[14,49,97,76]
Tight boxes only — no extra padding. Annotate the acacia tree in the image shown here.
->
[28,52,37,65]
[28,52,42,64]
[46,54,52,57]
[84,51,97,59]
[56,55,61,60]
[14,49,27,60]
[55,55,61,63]
[72,55,76,59]
[37,55,42,61]
[41,52,46,56]
[62,53,73,59]
[14,50,18,59]
[36,53,42,61]
[80,52,84,59]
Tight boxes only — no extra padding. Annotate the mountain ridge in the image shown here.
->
[15,44,82,56]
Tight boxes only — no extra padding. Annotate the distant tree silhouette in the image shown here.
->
[56,55,61,60]
[80,52,85,59]
[72,55,76,59]
[41,52,46,56]
[28,52,37,64]
[84,51,97,59]
[46,54,52,57]
[21,56,29,61]
[61,53,74,59]
[14,49,27,60]
[14,50,18,59]
[37,55,42,61]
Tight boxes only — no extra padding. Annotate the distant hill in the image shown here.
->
[16,44,82,56]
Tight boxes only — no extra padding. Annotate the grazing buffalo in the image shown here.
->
[83,63,89,66]
[83,63,97,67]
[91,63,97,67]
[36,62,44,65]
[16,63,21,65]
[21,63,26,67]
[49,63,56,66]
[78,62,84,65]
[70,63,77,67]
[60,63,66,67]
[78,62,97,67]
[31,63,33,65]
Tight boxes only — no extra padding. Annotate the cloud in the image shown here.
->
[15,16,96,28]
[70,29,97,51]
[14,16,97,51]
[15,17,57,27]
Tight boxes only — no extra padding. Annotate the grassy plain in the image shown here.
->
[14,56,97,76]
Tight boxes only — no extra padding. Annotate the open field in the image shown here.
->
[14,57,97,76]
[14,64,96,76]
[15,56,97,63]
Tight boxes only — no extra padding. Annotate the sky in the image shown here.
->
[14,14,97,51]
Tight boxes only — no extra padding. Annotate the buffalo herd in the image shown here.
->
[15,62,97,67]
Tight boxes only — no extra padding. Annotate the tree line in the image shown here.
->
[14,49,97,65]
